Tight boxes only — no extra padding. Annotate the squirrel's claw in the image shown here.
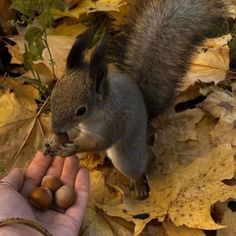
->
[43,143,58,157]
[56,142,79,157]
[129,176,150,200]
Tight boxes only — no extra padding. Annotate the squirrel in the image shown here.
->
[46,0,226,199]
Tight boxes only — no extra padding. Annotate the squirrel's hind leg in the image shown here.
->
[107,145,150,200]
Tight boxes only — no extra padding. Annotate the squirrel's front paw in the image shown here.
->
[56,142,79,157]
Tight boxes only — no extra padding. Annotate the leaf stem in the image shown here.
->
[37,94,50,116]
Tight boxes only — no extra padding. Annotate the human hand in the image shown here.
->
[0,151,89,236]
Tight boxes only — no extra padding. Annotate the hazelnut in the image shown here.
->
[41,175,62,193]
[29,187,53,210]
[52,133,70,147]
[55,185,76,209]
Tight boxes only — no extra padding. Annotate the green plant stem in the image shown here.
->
[43,32,56,79]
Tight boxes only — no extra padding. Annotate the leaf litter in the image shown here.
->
[0,1,236,235]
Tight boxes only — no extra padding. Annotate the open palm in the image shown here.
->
[0,151,89,236]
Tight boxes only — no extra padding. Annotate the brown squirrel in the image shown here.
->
[46,0,226,199]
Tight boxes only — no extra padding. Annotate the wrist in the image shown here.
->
[0,224,42,236]
[0,218,52,236]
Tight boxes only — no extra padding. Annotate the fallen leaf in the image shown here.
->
[54,0,126,18]
[200,86,236,146]
[168,145,236,229]
[53,22,87,37]
[101,213,134,236]
[3,77,39,113]
[0,0,15,34]
[96,144,236,235]
[79,207,114,236]
[216,201,236,236]
[182,35,231,91]
[0,92,51,177]
[79,152,106,170]
[6,43,23,65]
[225,0,236,18]
[163,220,205,236]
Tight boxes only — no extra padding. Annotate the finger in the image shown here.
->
[60,156,80,187]
[20,151,53,197]
[46,156,65,178]
[65,168,89,231]
[1,168,24,191]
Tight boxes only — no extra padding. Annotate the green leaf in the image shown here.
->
[25,26,44,44]
[23,50,34,70]
[10,0,32,17]
[52,0,67,11]
[15,76,43,88]
[28,40,45,60]
[38,10,53,28]
[15,76,49,94]
[10,0,41,18]
[24,26,46,60]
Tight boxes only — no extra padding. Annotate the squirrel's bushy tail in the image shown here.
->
[115,0,226,118]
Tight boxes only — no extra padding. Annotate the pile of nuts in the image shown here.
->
[29,175,76,210]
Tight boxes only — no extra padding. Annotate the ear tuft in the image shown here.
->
[66,28,94,71]
[89,36,108,92]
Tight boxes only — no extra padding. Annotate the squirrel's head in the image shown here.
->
[51,29,108,134]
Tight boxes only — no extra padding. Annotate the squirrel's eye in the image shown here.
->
[76,106,87,116]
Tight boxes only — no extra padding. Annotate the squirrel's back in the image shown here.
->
[115,0,225,118]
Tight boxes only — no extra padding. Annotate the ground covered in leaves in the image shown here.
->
[0,0,236,235]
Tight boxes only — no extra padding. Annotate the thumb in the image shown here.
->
[1,168,24,191]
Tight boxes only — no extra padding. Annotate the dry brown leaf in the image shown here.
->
[175,83,203,107]
[200,86,236,146]
[54,0,126,18]
[155,108,212,165]
[0,92,51,177]
[64,0,81,7]
[140,223,166,236]
[6,43,23,65]
[109,0,132,25]
[53,22,87,37]
[217,205,236,236]
[79,207,114,236]
[0,0,15,34]
[79,152,106,170]
[225,0,236,18]
[3,78,39,113]
[182,35,231,91]
[101,213,134,236]
[163,220,205,236]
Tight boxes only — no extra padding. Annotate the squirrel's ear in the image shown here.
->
[66,28,93,71]
[89,36,108,94]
